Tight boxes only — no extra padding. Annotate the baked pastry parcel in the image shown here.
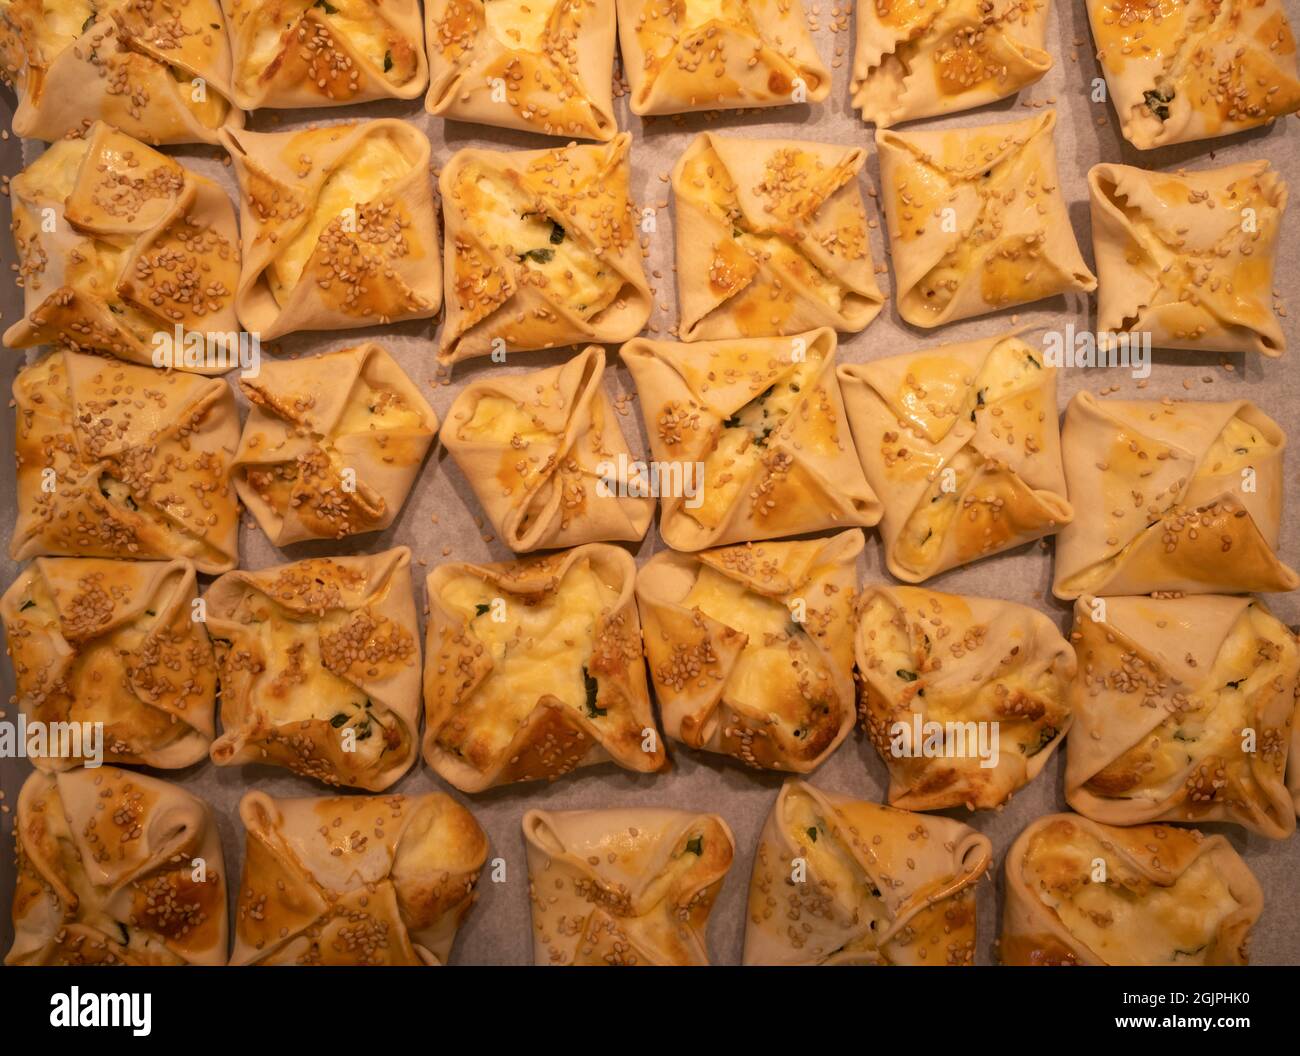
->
[1089,160,1288,357]
[851,0,1052,128]
[1054,392,1299,599]
[855,585,1076,811]
[207,548,421,791]
[839,333,1072,583]
[0,0,241,144]
[1086,0,1300,150]
[224,120,441,341]
[523,806,734,965]
[744,780,991,965]
[231,790,488,966]
[233,343,438,544]
[877,111,1096,327]
[636,533,861,773]
[621,329,881,551]
[426,0,617,141]
[423,544,665,792]
[1066,593,1299,839]
[0,558,216,771]
[8,767,227,966]
[671,132,884,341]
[440,345,652,552]
[439,134,650,365]
[5,122,241,372]
[1001,813,1263,966]
[12,351,241,573]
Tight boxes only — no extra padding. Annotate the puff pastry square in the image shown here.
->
[423,544,665,791]
[1090,160,1288,357]
[851,0,1052,127]
[441,346,652,552]
[1001,813,1262,965]
[208,547,421,791]
[439,134,650,364]
[231,789,487,965]
[233,343,438,544]
[5,123,242,373]
[8,767,227,966]
[1086,0,1300,150]
[1054,392,1299,598]
[877,111,1096,327]
[745,780,991,965]
[523,806,734,964]
[637,532,861,773]
[224,120,441,341]
[12,351,241,573]
[426,0,617,140]
[672,132,884,341]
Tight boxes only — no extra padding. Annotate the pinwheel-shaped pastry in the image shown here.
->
[224,0,427,109]
[1086,0,1300,150]
[233,344,438,544]
[12,351,241,573]
[621,329,881,551]
[5,123,242,372]
[856,585,1076,811]
[8,767,227,966]
[877,111,1096,327]
[426,0,617,140]
[440,346,652,552]
[523,807,734,965]
[231,790,488,966]
[1066,594,1299,839]
[224,121,441,341]
[439,135,650,364]
[0,0,240,144]
[745,780,991,965]
[1001,813,1263,965]
[1054,393,1299,599]
[637,533,861,773]
[672,133,884,341]
[423,544,665,791]
[838,333,1072,582]
[207,548,421,791]
[851,0,1052,127]
[1089,160,1288,357]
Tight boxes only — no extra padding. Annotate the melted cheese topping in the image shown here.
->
[456,395,554,444]
[484,0,560,51]
[334,381,425,435]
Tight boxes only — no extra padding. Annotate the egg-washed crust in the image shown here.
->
[1001,813,1263,966]
[876,110,1096,327]
[855,584,1076,811]
[231,789,488,966]
[8,767,228,966]
[1086,0,1300,150]
[523,806,734,964]
[1066,594,1299,838]
[744,780,991,965]
[223,0,428,109]
[851,0,1052,128]
[438,134,650,364]
[423,543,665,792]
[672,132,884,341]
[0,558,216,771]
[1053,392,1299,599]
[4,122,242,373]
[1089,160,1288,357]
[233,343,438,545]
[440,346,652,552]
[11,351,241,573]
[636,532,861,773]
[207,547,421,791]
[223,120,441,341]
[426,0,617,140]
[1291,701,1300,818]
